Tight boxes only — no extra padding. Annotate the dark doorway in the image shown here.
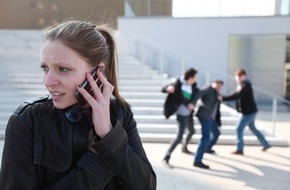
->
[284,64,290,101]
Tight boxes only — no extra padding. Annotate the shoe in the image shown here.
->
[163,155,173,168]
[194,162,210,169]
[163,155,170,165]
[205,149,215,154]
[231,150,244,155]
[182,146,193,154]
[262,145,272,151]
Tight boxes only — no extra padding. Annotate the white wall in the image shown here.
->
[118,16,290,102]
[228,35,287,102]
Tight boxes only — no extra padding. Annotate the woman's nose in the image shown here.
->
[43,72,59,87]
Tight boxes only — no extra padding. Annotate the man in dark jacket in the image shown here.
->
[162,68,199,166]
[193,80,223,169]
[223,69,271,155]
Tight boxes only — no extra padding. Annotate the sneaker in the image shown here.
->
[262,145,272,151]
[194,162,210,169]
[205,149,215,154]
[231,150,244,155]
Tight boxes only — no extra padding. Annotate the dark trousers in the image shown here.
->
[194,118,215,163]
[206,122,220,151]
[166,115,195,156]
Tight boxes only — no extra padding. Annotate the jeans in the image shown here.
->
[194,118,215,163]
[206,121,220,151]
[166,115,195,156]
[236,113,270,151]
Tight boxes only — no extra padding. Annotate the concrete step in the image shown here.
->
[126,99,165,107]
[7,78,170,85]
[0,84,46,91]
[0,106,20,113]
[1,121,281,146]
[119,79,170,85]
[2,134,285,146]
[131,106,234,116]
[0,83,164,91]
[3,64,158,74]
[139,133,288,146]
[5,73,167,80]
[0,114,241,127]
[137,123,270,136]
[0,90,47,96]
[122,92,166,99]
[0,121,263,137]
[134,115,238,125]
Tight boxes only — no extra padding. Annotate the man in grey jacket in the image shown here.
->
[193,80,224,169]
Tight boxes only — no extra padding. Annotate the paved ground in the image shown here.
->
[1,123,290,190]
[0,110,290,190]
[0,142,289,190]
[144,143,290,190]
[141,109,290,190]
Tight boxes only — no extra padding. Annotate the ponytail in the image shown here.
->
[96,26,129,108]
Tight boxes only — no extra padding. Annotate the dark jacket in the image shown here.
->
[0,96,156,190]
[162,79,199,119]
[223,79,257,115]
[195,86,220,121]
[215,103,222,126]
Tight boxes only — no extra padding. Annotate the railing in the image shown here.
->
[120,32,241,85]
[119,31,290,136]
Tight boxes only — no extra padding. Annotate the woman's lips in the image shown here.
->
[50,91,65,99]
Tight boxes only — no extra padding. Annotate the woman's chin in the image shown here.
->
[53,101,77,109]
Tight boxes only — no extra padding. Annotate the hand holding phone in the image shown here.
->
[75,66,103,106]
[75,65,114,137]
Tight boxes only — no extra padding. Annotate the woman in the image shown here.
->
[0,20,156,189]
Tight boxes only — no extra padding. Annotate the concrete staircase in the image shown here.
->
[117,56,287,146]
[0,30,288,146]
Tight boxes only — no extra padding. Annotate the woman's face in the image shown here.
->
[40,40,93,109]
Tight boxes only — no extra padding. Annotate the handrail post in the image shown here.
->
[206,70,210,86]
[181,58,185,75]
[140,42,145,64]
[159,50,164,74]
[272,98,277,136]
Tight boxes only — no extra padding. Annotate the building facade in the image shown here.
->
[0,0,125,29]
[118,16,290,104]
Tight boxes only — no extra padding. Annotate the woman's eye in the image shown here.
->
[40,65,49,72]
[59,67,70,72]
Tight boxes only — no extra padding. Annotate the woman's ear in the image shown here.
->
[98,62,105,72]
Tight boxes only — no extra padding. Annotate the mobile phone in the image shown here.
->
[75,66,103,106]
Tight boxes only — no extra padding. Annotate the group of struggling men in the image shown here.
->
[162,68,271,169]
